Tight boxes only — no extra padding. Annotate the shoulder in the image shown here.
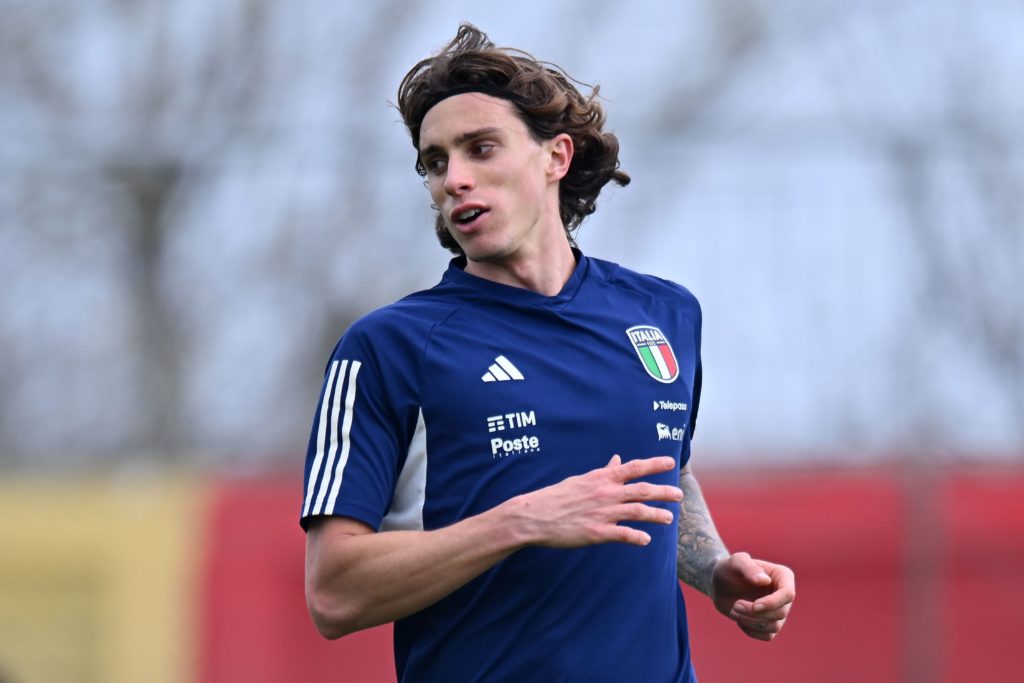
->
[586,255,701,315]
[350,293,458,336]
[329,280,469,361]
[336,293,459,361]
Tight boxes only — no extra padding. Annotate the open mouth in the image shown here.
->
[453,207,488,229]
[455,208,486,225]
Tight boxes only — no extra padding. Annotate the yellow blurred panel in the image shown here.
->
[0,472,206,683]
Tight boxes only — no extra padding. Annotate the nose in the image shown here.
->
[443,155,474,196]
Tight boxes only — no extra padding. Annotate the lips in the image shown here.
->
[450,203,490,232]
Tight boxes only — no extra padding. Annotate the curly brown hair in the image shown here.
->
[397,24,631,254]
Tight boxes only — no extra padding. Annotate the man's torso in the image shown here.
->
[302,254,701,682]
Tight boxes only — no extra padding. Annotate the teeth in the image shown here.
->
[458,208,482,222]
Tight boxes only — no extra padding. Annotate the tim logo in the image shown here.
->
[657,422,685,442]
[486,411,537,432]
[487,410,540,458]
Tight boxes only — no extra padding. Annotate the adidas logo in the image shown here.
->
[481,355,525,382]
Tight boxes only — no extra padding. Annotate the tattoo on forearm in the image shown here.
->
[676,468,728,596]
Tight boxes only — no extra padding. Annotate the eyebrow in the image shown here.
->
[419,127,502,158]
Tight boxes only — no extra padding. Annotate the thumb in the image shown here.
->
[606,454,622,467]
[734,552,771,586]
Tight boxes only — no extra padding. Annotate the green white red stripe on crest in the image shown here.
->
[626,325,679,383]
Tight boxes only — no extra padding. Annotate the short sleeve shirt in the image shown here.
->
[302,253,702,683]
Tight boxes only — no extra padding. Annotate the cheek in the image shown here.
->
[427,181,446,211]
[511,168,547,207]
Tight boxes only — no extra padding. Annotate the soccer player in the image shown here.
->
[301,24,795,682]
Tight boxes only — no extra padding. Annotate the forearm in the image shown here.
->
[306,454,682,638]
[676,465,729,595]
[306,499,530,638]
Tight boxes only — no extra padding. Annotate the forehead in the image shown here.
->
[419,92,527,150]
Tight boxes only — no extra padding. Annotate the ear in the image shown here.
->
[545,133,574,182]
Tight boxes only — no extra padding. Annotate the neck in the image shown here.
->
[464,241,577,296]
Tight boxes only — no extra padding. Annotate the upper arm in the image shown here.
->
[306,515,376,546]
[300,320,421,533]
[305,516,376,587]
[303,515,378,638]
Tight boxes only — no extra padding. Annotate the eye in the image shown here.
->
[471,142,495,157]
[424,157,447,176]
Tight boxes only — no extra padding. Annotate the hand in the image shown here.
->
[508,454,684,548]
[710,552,795,641]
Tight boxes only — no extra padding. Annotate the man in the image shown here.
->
[301,24,794,682]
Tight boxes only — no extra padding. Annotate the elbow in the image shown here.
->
[310,613,348,641]
[306,585,362,640]
[312,619,349,641]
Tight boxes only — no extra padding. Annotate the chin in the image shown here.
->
[453,233,501,261]
[463,242,515,264]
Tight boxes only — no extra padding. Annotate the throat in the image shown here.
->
[464,242,576,296]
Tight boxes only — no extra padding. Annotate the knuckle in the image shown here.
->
[634,483,651,499]
[599,484,621,503]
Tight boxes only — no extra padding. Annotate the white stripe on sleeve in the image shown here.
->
[324,360,361,514]
[303,360,341,518]
[312,360,351,515]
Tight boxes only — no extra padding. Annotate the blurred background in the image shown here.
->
[1,0,1021,681]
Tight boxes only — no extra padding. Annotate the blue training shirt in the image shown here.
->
[301,252,703,683]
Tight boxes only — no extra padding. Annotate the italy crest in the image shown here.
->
[626,325,679,383]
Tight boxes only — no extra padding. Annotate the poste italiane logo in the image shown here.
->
[626,325,679,383]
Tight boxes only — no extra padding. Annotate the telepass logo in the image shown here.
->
[626,325,679,383]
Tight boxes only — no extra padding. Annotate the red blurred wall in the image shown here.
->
[199,466,1024,683]
[198,480,394,683]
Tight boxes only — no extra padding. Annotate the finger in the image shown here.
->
[739,621,777,642]
[753,590,796,614]
[734,615,784,634]
[729,599,756,616]
[730,553,772,587]
[622,482,683,503]
[601,524,652,547]
[751,568,796,612]
[606,454,622,467]
[733,602,791,622]
[615,456,676,482]
[738,616,784,639]
[608,502,674,525]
